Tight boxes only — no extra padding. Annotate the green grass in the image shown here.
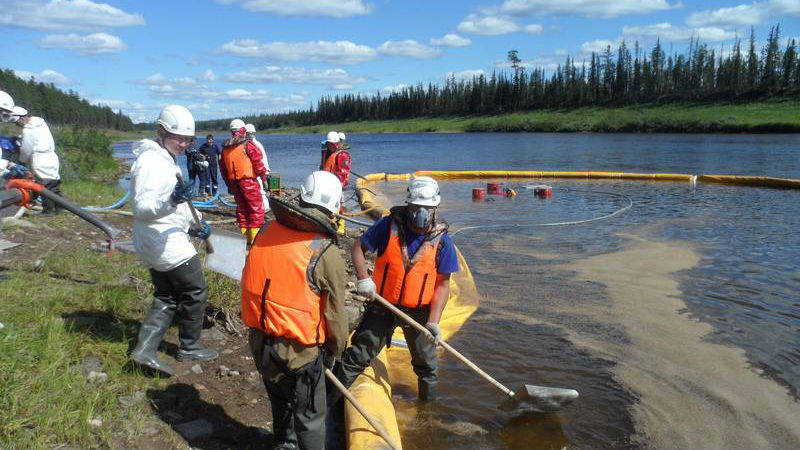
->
[263,100,800,134]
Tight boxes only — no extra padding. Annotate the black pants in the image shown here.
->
[40,178,61,213]
[197,167,210,195]
[208,162,219,193]
[336,303,437,389]
[249,329,326,450]
[149,255,208,350]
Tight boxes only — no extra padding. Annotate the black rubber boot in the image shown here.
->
[131,299,175,377]
[175,299,218,362]
[418,379,437,401]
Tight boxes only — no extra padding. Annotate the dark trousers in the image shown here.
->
[40,178,62,213]
[148,255,208,350]
[336,303,437,389]
[197,168,210,195]
[249,329,326,450]
[208,161,219,192]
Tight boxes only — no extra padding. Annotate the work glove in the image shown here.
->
[356,278,376,300]
[171,180,195,205]
[188,220,212,240]
[3,164,30,179]
[425,322,442,345]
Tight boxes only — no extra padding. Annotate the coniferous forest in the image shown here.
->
[196,25,799,131]
[0,69,133,130]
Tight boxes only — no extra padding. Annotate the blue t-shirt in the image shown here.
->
[360,216,459,275]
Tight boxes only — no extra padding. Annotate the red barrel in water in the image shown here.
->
[472,188,487,200]
[487,182,503,195]
[534,186,553,198]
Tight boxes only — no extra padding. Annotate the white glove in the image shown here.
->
[356,278,376,300]
[425,322,441,345]
[201,161,209,168]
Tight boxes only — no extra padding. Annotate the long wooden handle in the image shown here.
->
[372,294,515,398]
[176,173,214,254]
[324,369,401,450]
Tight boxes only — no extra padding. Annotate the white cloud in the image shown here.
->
[495,57,562,71]
[430,33,472,47]
[377,40,441,59]
[39,33,126,54]
[0,0,144,32]
[500,0,678,17]
[622,22,736,42]
[554,48,568,56]
[581,39,616,54]
[382,84,409,93]
[524,24,544,34]
[226,66,368,87]
[200,69,218,81]
[219,39,378,64]
[447,69,486,79]
[135,73,219,100]
[686,0,800,28]
[13,69,73,85]
[458,14,520,35]
[216,0,371,17]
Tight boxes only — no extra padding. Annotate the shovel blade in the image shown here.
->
[205,230,248,281]
[498,384,579,414]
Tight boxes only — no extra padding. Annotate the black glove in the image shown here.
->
[171,179,195,205]
[323,350,337,369]
[188,220,212,240]
[3,164,30,179]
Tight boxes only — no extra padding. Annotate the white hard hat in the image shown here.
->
[157,105,195,137]
[300,170,342,215]
[326,131,340,143]
[0,90,13,112]
[245,123,256,133]
[230,119,245,131]
[338,132,346,141]
[407,176,441,207]
[11,106,27,116]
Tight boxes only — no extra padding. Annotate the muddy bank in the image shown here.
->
[564,234,800,449]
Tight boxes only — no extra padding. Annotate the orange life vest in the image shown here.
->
[241,221,332,345]
[322,150,342,173]
[372,218,443,308]
[221,142,255,181]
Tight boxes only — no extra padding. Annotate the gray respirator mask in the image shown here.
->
[408,207,433,229]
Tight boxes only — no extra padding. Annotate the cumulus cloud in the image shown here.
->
[581,39,616,54]
[457,14,521,35]
[500,0,678,17]
[622,22,736,42]
[430,33,472,47]
[524,24,544,34]
[216,0,371,17]
[219,39,378,64]
[447,69,486,79]
[200,69,218,81]
[13,69,73,85]
[226,66,369,88]
[377,40,441,59]
[382,84,409,93]
[0,0,144,32]
[38,33,126,54]
[686,0,800,28]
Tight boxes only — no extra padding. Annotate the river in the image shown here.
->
[114,132,800,449]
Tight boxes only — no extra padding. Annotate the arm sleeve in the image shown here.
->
[359,217,391,254]
[436,235,460,275]
[314,245,350,356]
[244,141,266,177]
[132,154,178,221]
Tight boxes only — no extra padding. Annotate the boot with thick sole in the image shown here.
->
[176,295,218,362]
[418,379,437,401]
[131,299,176,377]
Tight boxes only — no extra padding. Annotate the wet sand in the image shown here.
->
[565,234,800,449]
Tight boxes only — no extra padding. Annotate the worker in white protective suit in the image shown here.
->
[129,104,217,377]
[0,91,31,188]
[245,123,270,208]
[11,108,61,214]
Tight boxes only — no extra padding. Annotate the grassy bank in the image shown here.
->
[263,100,800,134]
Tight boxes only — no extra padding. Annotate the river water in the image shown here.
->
[114,133,800,449]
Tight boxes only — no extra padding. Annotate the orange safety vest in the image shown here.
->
[221,142,255,181]
[241,221,332,345]
[322,150,342,173]
[372,219,443,308]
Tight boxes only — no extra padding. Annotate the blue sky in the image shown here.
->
[2,0,799,123]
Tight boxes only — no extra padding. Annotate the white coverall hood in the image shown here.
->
[130,139,198,272]
[20,116,60,180]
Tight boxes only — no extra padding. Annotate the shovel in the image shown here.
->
[325,369,401,450]
[372,294,579,414]
[176,174,213,254]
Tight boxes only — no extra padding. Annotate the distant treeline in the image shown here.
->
[0,69,134,130]
[193,24,799,131]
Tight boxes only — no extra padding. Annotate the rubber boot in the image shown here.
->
[131,299,176,376]
[418,379,437,401]
[175,299,218,362]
